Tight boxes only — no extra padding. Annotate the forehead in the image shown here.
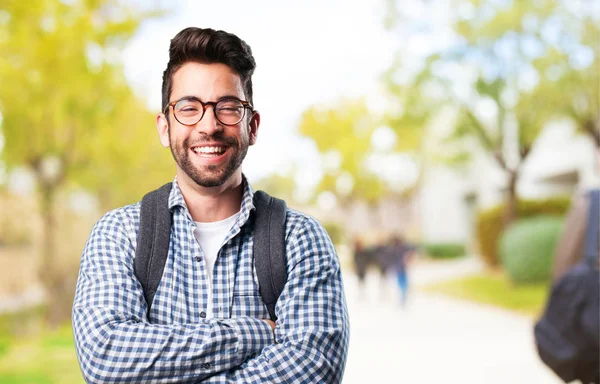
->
[171,62,245,100]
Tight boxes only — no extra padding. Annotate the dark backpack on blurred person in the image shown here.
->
[534,189,600,384]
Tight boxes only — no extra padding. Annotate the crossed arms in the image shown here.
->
[72,209,349,383]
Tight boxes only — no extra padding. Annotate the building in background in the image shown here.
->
[417,121,599,249]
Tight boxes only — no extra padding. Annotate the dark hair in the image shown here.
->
[161,27,256,113]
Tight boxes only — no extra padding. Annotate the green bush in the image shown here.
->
[475,197,570,267]
[498,216,563,284]
[422,243,466,259]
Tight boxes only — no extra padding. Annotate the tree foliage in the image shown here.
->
[451,0,599,146]
[0,0,172,209]
[297,98,388,204]
[384,0,599,223]
[0,0,171,324]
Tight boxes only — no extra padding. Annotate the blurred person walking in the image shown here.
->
[389,235,417,307]
[352,237,396,299]
[352,238,369,290]
[71,27,349,383]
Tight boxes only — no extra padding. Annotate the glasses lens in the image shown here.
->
[174,99,203,125]
[215,99,245,125]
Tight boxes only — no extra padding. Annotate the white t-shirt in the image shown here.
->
[193,212,239,319]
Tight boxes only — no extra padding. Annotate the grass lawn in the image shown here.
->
[0,323,83,384]
[421,271,551,318]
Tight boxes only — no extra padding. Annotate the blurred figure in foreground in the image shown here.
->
[535,180,599,383]
[552,187,599,282]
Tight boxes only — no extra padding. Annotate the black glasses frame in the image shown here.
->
[164,96,253,126]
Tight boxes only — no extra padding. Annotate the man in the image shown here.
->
[72,27,349,383]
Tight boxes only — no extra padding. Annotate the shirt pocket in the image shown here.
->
[231,293,270,319]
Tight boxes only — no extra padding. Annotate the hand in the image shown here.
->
[264,319,276,330]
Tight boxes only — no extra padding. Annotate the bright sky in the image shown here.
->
[122,0,396,187]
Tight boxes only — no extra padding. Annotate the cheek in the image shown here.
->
[168,126,186,146]
[237,125,251,144]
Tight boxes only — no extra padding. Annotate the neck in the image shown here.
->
[177,171,244,223]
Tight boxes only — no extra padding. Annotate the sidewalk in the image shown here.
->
[341,257,561,384]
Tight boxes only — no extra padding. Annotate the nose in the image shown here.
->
[193,104,222,135]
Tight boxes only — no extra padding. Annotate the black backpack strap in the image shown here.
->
[134,183,173,314]
[253,190,288,321]
[584,189,600,266]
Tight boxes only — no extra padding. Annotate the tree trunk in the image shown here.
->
[583,119,600,149]
[33,161,72,327]
[38,183,62,326]
[504,170,519,227]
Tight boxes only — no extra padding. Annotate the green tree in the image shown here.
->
[297,98,388,207]
[384,0,599,224]
[381,58,441,195]
[452,0,599,149]
[447,76,545,225]
[0,0,171,324]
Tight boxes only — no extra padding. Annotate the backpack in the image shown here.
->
[534,189,600,384]
[133,183,288,321]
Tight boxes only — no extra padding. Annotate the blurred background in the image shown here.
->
[0,0,598,382]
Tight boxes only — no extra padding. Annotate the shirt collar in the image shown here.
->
[167,175,257,227]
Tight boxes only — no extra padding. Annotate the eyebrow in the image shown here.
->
[174,95,244,103]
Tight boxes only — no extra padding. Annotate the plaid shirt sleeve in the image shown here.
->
[72,208,274,384]
[204,213,350,384]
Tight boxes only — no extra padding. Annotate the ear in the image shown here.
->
[248,111,260,146]
[156,113,170,148]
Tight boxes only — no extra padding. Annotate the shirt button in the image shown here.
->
[195,256,201,262]
[200,311,206,318]
[203,363,211,369]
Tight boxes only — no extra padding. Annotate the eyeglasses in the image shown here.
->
[164,96,253,126]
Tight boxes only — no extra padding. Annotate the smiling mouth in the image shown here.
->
[191,146,227,157]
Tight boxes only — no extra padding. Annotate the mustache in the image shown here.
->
[185,132,238,147]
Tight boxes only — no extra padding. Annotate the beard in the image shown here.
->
[169,129,249,188]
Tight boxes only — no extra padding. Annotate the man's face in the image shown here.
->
[157,62,259,188]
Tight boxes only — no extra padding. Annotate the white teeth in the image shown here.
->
[193,146,225,154]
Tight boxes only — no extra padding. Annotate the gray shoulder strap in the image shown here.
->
[134,184,287,321]
[253,190,288,321]
[134,183,173,313]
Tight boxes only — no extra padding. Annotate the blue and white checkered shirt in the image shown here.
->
[72,178,350,383]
